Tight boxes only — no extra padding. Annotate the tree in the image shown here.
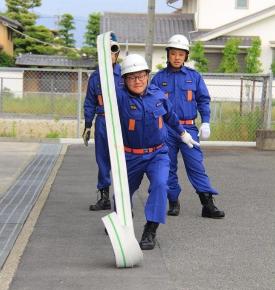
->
[20,25,57,54]
[80,13,100,58]
[5,0,42,24]
[189,41,208,72]
[245,37,262,73]
[58,13,75,48]
[84,13,100,48]
[0,51,15,66]
[5,0,56,55]
[219,38,240,73]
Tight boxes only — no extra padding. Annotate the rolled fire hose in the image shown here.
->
[97,32,143,268]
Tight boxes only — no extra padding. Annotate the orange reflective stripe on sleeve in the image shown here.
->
[158,116,163,128]
[128,119,135,131]
[187,90,192,101]
[98,95,103,106]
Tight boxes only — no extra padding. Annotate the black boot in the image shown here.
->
[139,221,159,250]
[198,193,225,219]
[167,200,180,216]
[89,187,111,211]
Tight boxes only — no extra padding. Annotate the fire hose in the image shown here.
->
[97,32,143,268]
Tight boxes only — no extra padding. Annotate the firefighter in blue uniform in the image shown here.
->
[118,54,199,250]
[151,34,225,219]
[83,33,122,211]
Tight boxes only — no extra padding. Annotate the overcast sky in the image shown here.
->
[0,0,178,16]
[0,0,181,46]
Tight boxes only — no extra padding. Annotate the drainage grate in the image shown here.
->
[0,143,62,269]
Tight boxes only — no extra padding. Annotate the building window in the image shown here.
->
[236,0,248,9]
[8,29,12,41]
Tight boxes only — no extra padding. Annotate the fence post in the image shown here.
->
[77,69,82,138]
[50,78,55,115]
[251,80,255,112]
[261,76,268,128]
[265,71,273,129]
[240,77,243,115]
[0,77,3,113]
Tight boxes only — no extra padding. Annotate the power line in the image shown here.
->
[37,14,88,22]
[4,23,79,51]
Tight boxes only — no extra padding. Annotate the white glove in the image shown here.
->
[198,123,210,140]
[181,131,200,149]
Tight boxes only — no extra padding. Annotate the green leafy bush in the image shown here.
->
[0,52,15,67]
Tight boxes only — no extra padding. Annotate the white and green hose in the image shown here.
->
[97,32,143,268]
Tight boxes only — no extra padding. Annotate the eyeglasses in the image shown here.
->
[125,73,147,82]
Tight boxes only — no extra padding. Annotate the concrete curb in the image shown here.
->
[0,137,256,147]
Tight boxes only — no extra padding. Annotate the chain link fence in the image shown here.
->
[203,73,274,141]
[0,68,89,139]
[0,68,274,140]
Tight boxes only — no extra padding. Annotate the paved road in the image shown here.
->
[1,143,275,290]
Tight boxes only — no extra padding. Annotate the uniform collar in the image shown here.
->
[127,85,152,98]
[167,64,187,75]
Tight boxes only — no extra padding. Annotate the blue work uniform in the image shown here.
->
[84,64,123,190]
[116,83,185,224]
[151,65,219,202]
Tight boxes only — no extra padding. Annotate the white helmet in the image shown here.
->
[166,34,189,52]
[121,54,150,76]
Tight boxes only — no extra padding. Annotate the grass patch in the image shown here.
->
[211,109,262,141]
[0,121,16,137]
[2,95,274,141]
[3,94,82,117]
[46,131,61,138]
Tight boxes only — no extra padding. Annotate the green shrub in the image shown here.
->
[190,41,208,72]
[219,38,240,73]
[0,52,15,67]
[245,37,262,73]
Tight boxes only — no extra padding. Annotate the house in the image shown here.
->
[15,54,96,95]
[0,15,21,56]
[101,13,194,72]
[101,0,275,72]
[15,54,96,69]
[188,0,275,72]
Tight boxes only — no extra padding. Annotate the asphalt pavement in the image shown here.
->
[0,142,274,290]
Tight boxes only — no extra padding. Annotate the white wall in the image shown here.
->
[119,45,194,73]
[197,0,275,29]
[228,15,275,72]
[0,70,24,98]
[119,45,166,72]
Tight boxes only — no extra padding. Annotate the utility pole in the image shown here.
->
[145,0,155,71]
